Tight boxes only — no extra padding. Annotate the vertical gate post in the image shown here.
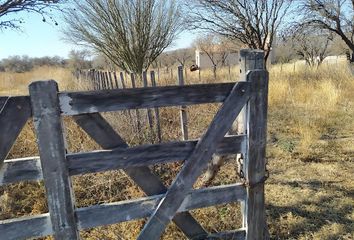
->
[238,49,265,134]
[29,81,79,240]
[244,70,269,240]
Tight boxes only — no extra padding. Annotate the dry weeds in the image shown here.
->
[0,62,353,240]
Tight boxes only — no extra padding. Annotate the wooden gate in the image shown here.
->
[0,68,268,239]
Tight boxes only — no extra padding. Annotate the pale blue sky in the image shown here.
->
[0,12,196,60]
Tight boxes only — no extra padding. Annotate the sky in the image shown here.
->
[0,12,196,60]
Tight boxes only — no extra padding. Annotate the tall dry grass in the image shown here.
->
[0,66,77,96]
[0,61,353,239]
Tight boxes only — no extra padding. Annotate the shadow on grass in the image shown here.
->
[267,180,354,240]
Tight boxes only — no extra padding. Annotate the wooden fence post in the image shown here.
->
[29,81,79,240]
[94,70,100,90]
[108,72,114,89]
[237,49,265,135]
[150,71,162,142]
[113,72,119,89]
[143,71,155,142]
[244,70,269,240]
[238,50,265,231]
[131,73,142,134]
[120,72,126,89]
[177,66,189,140]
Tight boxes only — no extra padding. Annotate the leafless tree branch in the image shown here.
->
[63,0,182,78]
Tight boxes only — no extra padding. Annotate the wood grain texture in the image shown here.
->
[77,183,246,230]
[68,135,245,175]
[0,157,42,185]
[29,80,79,240]
[0,97,8,109]
[0,135,245,185]
[0,184,246,239]
[73,113,208,239]
[138,82,251,240]
[0,96,31,166]
[0,213,52,240]
[207,229,246,240]
[59,82,243,115]
[244,70,269,240]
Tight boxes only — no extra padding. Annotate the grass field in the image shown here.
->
[0,62,353,240]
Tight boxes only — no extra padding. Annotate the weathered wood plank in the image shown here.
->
[0,96,31,167]
[29,80,79,239]
[0,97,8,109]
[0,213,52,240]
[0,135,245,185]
[178,66,189,140]
[0,184,246,239]
[73,113,208,239]
[77,183,246,230]
[138,82,251,240]
[59,82,243,115]
[68,135,245,175]
[0,157,42,185]
[244,70,269,240]
[237,50,265,231]
[207,229,246,240]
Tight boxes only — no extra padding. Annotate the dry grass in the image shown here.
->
[0,62,353,240]
[0,66,80,96]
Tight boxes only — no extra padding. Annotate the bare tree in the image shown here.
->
[152,52,177,72]
[63,0,182,80]
[67,50,92,70]
[290,27,333,67]
[301,0,354,62]
[186,0,293,65]
[0,0,65,31]
[175,48,194,68]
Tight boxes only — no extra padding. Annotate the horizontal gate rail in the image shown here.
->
[59,82,250,115]
[0,184,246,240]
[1,135,246,185]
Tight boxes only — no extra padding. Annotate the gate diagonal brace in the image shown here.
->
[73,113,208,239]
[137,81,251,240]
[0,96,31,167]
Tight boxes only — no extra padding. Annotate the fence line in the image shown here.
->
[0,65,268,239]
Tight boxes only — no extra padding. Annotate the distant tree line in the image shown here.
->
[0,50,93,73]
[0,55,66,73]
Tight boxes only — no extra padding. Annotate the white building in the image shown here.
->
[195,49,239,69]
